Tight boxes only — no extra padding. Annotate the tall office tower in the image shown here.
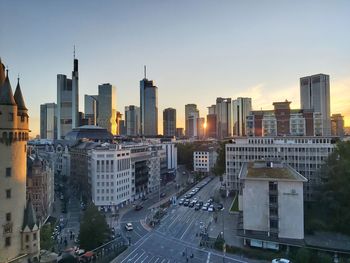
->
[40,103,57,139]
[84,94,98,125]
[0,61,40,262]
[97,83,117,134]
[116,111,123,136]
[300,74,331,136]
[57,56,79,139]
[187,111,199,138]
[176,128,184,138]
[233,97,252,136]
[216,97,232,139]
[197,117,205,139]
[331,114,344,137]
[119,120,126,135]
[185,104,198,137]
[140,69,158,136]
[206,114,217,138]
[163,108,176,137]
[125,105,140,136]
[208,104,216,115]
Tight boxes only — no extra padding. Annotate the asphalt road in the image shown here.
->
[113,176,260,263]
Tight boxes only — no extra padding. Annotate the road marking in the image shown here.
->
[126,252,139,262]
[180,220,193,240]
[133,251,146,263]
[120,235,151,263]
[140,255,148,263]
[206,252,211,263]
[154,258,159,263]
[160,259,166,263]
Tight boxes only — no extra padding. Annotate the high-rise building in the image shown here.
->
[116,111,123,136]
[216,97,232,139]
[185,104,198,137]
[300,74,331,136]
[331,114,344,137]
[0,60,40,262]
[125,105,140,136]
[163,108,176,137]
[197,117,205,139]
[84,94,98,125]
[206,114,217,138]
[140,73,158,136]
[57,56,79,139]
[119,120,126,136]
[97,83,117,134]
[40,103,57,139]
[176,128,184,138]
[187,110,199,138]
[233,97,252,136]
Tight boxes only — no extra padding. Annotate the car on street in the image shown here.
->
[183,200,190,206]
[141,196,148,201]
[202,205,208,211]
[208,204,215,212]
[216,203,224,210]
[160,192,166,198]
[125,223,133,231]
[189,202,195,208]
[184,194,191,199]
[271,259,291,263]
[178,198,185,205]
[135,204,143,211]
[195,203,202,210]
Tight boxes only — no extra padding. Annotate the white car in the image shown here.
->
[208,205,214,212]
[125,223,133,231]
[272,259,291,263]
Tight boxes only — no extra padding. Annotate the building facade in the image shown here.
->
[216,97,232,139]
[140,78,158,136]
[163,108,176,137]
[57,57,79,139]
[239,161,306,249]
[0,61,40,262]
[97,83,117,135]
[300,74,331,136]
[331,114,344,137]
[233,97,252,136]
[125,105,140,136]
[225,136,336,200]
[193,148,217,173]
[40,103,57,139]
[84,94,98,126]
[185,104,198,137]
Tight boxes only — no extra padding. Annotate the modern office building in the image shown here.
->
[97,83,117,135]
[40,103,57,139]
[0,60,40,262]
[116,111,123,136]
[331,114,344,137]
[225,136,336,200]
[187,111,199,138]
[206,114,217,138]
[197,117,205,139]
[125,105,140,136]
[176,128,184,138]
[246,101,323,137]
[140,76,158,136]
[238,161,306,249]
[300,74,331,136]
[233,97,252,136]
[216,97,232,139]
[84,94,98,125]
[163,108,176,137]
[185,104,198,137]
[57,57,79,139]
[119,120,126,136]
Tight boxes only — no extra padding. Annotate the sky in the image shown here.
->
[1,0,350,136]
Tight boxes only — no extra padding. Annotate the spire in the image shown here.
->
[22,198,38,231]
[14,76,28,110]
[0,68,17,106]
[0,58,5,87]
[144,65,147,79]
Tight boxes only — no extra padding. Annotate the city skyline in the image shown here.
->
[1,0,350,136]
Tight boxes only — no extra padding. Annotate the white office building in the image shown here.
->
[90,145,132,211]
[239,161,307,249]
[225,137,336,200]
[193,147,218,173]
[233,97,252,136]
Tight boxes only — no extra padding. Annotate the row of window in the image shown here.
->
[96,191,130,202]
[96,177,130,187]
[96,171,129,180]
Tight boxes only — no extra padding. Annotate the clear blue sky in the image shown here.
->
[1,0,350,135]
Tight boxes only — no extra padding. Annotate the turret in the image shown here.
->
[14,77,29,131]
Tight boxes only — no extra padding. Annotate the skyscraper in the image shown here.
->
[163,108,176,137]
[233,97,252,136]
[140,71,158,136]
[331,113,344,137]
[187,110,199,138]
[84,94,98,125]
[97,83,117,134]
[40,103,57,139]
[0,60,40,262]
[125,105,140,136]
[216,97,232,139]
[300,74,331,136]
[57,55,79,139]
[185,104,198,137]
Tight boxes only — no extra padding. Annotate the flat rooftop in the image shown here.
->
[241,161,307,182]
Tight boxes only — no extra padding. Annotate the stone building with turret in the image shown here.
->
[0,59,40,263]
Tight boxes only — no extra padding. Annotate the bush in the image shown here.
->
[295,248,311,263]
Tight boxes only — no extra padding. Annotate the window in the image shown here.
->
[6,189,11,198]
[5,237,11,246]
[6,167,11,177]
[8,113,13,121]
[33,233,37,240]
[26,235,29,242]
[6,213,11,221]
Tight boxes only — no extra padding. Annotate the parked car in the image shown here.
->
[178,198,185,205]
[272,259,291,263]
[202,205,208,211]
[125,223,133,231]
[189,202,195,208]
[208,204,215,212]
[195,203,201,210]
[183,200,190,206]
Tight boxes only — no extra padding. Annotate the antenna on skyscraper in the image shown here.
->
[73,45,76,59]
[144,65,147,79]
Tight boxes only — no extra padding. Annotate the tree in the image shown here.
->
[79,204,109,250]
[212,141,228,176]
[295,248,311,263]
[177,143,196,170]
[40,223,54,251]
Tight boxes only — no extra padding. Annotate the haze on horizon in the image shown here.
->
[1,0,349,136]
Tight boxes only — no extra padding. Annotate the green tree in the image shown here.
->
[79,204,109,250]
[212,141,228,176]
[40,223,54,250]
[177,143,196,170]
[295,248,311,263]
